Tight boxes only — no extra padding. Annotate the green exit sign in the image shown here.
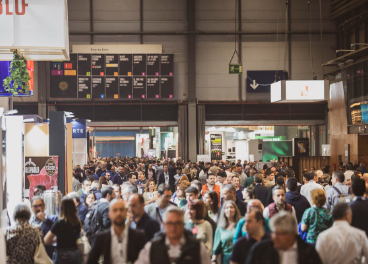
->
[229,64,243,74]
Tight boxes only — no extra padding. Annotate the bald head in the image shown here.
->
[109,199,127,227]
[247,199,264,213]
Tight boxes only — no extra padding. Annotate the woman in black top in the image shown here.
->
[44,197,81,264]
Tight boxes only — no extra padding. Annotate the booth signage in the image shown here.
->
[210,134,222,160]
[293,138,309,157]
[25,156,58,198]
[271,80,329,103]
[70,119,87,138]
[0,0,69,61]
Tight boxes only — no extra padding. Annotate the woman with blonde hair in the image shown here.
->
[301,188,332,245]
[212,200,241,264]
[143,179,158,205]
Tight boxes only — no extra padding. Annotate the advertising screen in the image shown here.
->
[263,141,293,162]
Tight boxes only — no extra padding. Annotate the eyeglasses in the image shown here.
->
[165,221,184,227]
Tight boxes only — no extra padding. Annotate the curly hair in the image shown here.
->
[310,188,326,207]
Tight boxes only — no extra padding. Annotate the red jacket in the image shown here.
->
[202,184,221,208]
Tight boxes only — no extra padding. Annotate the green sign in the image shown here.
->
[229,64,243,74]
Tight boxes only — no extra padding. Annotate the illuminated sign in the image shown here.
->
[271,80,328,103]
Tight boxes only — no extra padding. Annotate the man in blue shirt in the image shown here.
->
[112,165,127,185]
[128,194,160,241]
[30,196,58,259]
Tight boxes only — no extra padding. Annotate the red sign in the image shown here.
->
[64,63,72,69]
[0,0,28,15]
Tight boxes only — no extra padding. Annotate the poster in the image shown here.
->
[210,134,222,160]
[293,138,309,157]
[25,156,58,198]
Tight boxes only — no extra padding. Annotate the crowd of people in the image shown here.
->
[4,157,368,264]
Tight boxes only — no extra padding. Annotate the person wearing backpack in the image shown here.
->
[84,187,116,246]
[325,171,351,211]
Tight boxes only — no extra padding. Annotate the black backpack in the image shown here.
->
[83,200,102,238]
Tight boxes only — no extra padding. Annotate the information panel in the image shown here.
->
[50,53,174,99]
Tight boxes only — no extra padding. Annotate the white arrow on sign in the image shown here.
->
[250,80,259,90]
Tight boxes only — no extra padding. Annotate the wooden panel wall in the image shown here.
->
[329,81,348,136]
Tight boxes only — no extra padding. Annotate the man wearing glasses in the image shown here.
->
[246,211,322,264]
[135,206,211,264]
[29,196,58,259]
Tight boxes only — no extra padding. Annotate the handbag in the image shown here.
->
[77,229,91,264]
[34,234,53,264]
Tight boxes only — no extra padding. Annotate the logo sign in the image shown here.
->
[68,119,87,138]
[246,70,284,93]
[45,158,56,176]
[25,156,58,197]
[293,138,309,157]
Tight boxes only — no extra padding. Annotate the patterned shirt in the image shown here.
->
[6,221,42,264]
[301,207,333,244]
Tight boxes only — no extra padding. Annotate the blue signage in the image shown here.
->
[246,70,284,93]
[69,119,87,138]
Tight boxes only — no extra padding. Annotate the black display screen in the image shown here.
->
[92,77,105,99]
[119,77,133,98]
[105,77,119,99]
[147,77,160,98]
[133,54,146,76]
[105,54,119,76]
[92,54,105,76]
[133,77,146,99]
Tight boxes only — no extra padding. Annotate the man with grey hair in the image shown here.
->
[316,203,368,264]
[122,185,138,202]
[30,196,58,258]
[246,211,322,264]
[135,206,211,264]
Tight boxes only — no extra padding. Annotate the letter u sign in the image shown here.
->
[0,0,28,15]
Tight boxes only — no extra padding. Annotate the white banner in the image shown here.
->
[0,0,69,60]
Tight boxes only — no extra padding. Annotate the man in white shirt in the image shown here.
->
[86,199,147,264]
[236,164,247,187]
[247,211,322,264]
[344,164,355,183]
[300,172,324,205]
[135,206,211,264]
[316,203,368,264]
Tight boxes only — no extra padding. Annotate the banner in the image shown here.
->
[210,134,222,160]
[69,119,87,138]
[25,156,58,198]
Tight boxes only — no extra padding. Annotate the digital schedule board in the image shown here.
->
[50,54,174,99]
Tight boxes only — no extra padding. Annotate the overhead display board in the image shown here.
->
[50,53,174,99]
[271,80,329,103]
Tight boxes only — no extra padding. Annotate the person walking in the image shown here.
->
[204,191,219,223]
[349,178,368,236]
[316,203,368,264]
[143,179,158,205]
[285,178,311,223]
[185,199,213,256]
[6,203,43,264]
[212,200,241,264]
[44,197,82,264]
[301,188,332,246]
[87,199,147,264]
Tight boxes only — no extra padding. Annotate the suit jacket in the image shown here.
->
[255,184,270,207]
[157,172,175,192]
[349,197,368,237]
[86,228,147,264]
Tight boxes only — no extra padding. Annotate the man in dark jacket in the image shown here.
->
[349,178,368,236]
[246,211,322,264]
[86,199,146,264]
[285,178,310,223]
[253,173,270,207]
[157,164,175,192]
